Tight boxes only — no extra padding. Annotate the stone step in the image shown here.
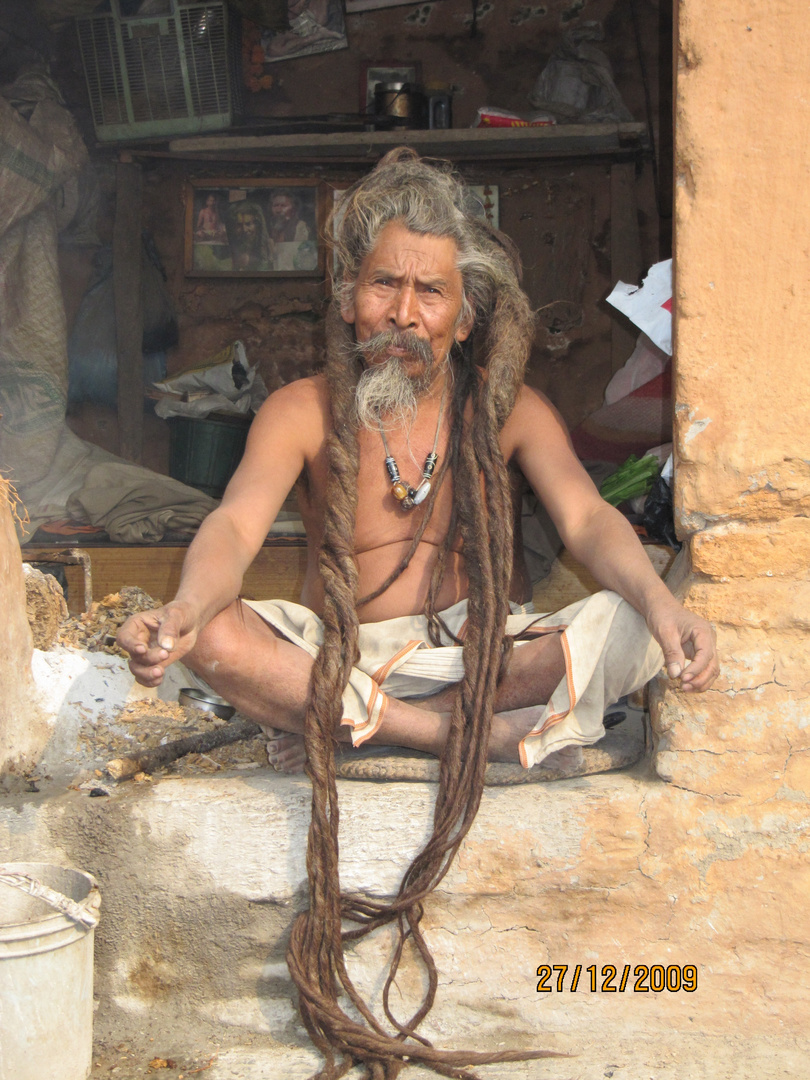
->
[4,755,805,1079]
[3,643,808,1077]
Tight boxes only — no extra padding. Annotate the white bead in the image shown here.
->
[411,480,431,506]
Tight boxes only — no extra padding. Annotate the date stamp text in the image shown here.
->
[536,964,698,993]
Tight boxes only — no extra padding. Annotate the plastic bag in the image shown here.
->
[640,473,681,550]
[67,237,176,407]
[153,341,268,419]
[528,22,633,123]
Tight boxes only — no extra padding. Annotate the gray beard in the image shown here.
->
[354,331,439,432]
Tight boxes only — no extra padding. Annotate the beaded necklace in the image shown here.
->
[379,382,447,511]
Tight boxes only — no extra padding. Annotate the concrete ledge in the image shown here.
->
[3,761,810,1072]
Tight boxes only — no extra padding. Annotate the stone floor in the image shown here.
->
[87,1028,808,1080]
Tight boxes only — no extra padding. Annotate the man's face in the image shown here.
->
[342,220,473,378]
[272,195,295,220]
[236,211,258,241]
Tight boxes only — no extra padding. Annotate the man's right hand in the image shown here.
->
[116,600,201,687]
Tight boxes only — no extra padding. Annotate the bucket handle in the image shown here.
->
[0,868,100,929]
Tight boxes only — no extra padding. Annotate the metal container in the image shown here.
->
[373,81,425,127]
[179,687,235,720]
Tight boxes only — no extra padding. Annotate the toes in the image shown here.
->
[266,735,307,774]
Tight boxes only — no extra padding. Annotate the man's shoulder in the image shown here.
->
[505,384,560,429]
[251,375,331,446]
[500,383,571,461]
[261,373,330,414]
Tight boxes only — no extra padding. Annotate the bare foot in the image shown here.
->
[265,728,307,774]
[486,707,545,763]
[542,744,584,771]
[264,727,353,774]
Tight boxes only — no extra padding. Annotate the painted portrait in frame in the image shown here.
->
[185,179,324,278]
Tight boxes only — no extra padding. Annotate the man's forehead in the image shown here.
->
[366,222,461,276]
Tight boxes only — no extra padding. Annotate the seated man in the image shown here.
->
[119,150,717,770]
[117,148,718,1072]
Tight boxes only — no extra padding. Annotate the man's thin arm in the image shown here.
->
[507,387,718,692]
[117,379,321,684]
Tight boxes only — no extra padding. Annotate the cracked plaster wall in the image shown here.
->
[652,0,810,795]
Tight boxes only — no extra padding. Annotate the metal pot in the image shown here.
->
[178,687,235,721]
[373,81,424,126]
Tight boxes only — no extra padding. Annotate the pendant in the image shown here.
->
[411,480,431,506]
[381,435,440,512]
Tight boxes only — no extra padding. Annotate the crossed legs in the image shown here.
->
[183,600,567,773]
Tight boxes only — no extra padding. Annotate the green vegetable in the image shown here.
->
[599,454,661,506]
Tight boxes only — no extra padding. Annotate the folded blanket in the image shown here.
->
[67,462,217,543]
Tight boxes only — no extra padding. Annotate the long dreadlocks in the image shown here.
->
[286,149,551,1079]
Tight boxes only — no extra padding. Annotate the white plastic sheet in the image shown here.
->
[606,259,673,356]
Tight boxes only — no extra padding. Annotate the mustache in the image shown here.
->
[354,330,434,367]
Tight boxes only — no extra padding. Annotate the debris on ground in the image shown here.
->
[57,586,163,656]
[73,697,268,782]
[106,717,263,781]
[25,585,270,784]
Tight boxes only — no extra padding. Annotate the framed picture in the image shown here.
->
[259,0,348,63]
[185,180,325,278]
[360,61,420,114]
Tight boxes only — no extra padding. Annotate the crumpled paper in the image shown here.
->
[153,340,267,419]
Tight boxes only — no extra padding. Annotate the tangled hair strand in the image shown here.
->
[287,150,549,1077]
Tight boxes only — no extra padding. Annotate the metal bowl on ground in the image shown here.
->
[178,687,235,721]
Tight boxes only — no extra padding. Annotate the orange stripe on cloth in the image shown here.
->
[353,686,389,747]
[518,631,576,769]
[371,640,424,686]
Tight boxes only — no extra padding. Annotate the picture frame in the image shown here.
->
[185,179,325,278]
[360,61,421,115]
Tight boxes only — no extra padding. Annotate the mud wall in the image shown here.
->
[652,0,810,796]
[52,0,671,466]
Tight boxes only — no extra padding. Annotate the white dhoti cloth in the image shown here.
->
[240,592,663,768]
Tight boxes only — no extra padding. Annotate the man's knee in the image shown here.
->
[185,600,257,676]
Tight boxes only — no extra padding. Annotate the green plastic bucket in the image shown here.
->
[168,412,252,498]
[0,863,101,1080]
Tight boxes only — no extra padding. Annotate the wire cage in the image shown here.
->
[75,0,234,142]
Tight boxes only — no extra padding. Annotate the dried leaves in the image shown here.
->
[58,586,163,655]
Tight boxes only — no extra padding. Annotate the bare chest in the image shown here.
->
[353,425,457,552]
[298,412,457,550]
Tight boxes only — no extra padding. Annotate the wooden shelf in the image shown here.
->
[151,123,648,164]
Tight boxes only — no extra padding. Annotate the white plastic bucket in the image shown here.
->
[0,862,101,1080]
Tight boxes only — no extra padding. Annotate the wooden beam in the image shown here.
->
[113,161,144,463]
[610,161,643,374]
[161,123,647,164]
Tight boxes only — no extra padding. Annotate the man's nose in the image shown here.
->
[389,285,418,329]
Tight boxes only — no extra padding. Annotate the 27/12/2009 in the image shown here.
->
[536,963,698,993]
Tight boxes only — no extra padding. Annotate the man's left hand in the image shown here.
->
[647,602,719,693]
